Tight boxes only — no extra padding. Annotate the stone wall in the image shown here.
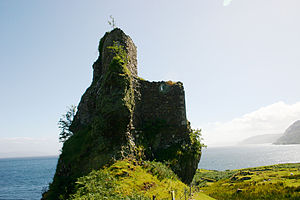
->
[135,80,187,127]
[133,80,189,149]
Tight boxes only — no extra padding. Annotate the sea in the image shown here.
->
[199,144,300,171]
[1,144,300,200]
[0,156,57,200]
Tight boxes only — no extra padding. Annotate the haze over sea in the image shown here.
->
[1,144,300,200]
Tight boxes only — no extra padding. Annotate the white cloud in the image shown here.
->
[0,137,61,158]
[200,101,300,146]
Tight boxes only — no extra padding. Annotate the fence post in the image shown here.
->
[170,190,175,200]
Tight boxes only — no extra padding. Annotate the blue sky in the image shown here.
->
[1,0,300,157]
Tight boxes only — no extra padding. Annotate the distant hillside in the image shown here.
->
[274,120,300,144]
[239,134,282,145]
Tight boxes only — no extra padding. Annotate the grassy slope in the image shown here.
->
[66,159,300,199]
[52,159,300,200]
[68,158,213,200]
[193,192,216,200]
[193,163,300,200]
[69,159,184,199]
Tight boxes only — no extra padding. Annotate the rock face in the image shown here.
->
[274,120,300,144]
[44,28,202,200]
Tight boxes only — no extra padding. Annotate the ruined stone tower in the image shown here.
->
[45,28,201,200]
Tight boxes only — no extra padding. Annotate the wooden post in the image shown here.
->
[171,190,175,200]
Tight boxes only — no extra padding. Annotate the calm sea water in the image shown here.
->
[1,144,300,199]
[0,156,57,200]
[199,144,300,171]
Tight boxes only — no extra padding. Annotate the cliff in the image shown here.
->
[44,28,202,199]
[274,120,300,145]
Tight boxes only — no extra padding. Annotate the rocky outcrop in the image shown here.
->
[274,120,300,145]
[44,28,202,200]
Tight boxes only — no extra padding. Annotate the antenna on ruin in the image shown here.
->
[108,15,116,29]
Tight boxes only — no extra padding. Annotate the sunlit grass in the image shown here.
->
[70,159,188,200]
[193,163,300,200]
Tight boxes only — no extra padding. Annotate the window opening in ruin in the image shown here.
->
[160,84,164,92]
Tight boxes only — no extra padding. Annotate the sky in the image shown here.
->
[1,0,300,157]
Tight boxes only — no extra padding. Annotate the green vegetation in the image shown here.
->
[69,159,215,200]
[193,163,300,200]
[69,159,188,200]
[189,129,206,156]
[58,105,76,143]
[192,192,216,200]
[107,41,129,64]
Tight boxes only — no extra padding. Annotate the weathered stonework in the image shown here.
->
[134,80,187,127]
[75,28,137,127]
[44,28,201,200]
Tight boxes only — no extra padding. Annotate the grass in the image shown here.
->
[69,159,189,200]
[192,163,300,200]
[193,192,216,200]
[55,159,300,200]
[68,158,214,200]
